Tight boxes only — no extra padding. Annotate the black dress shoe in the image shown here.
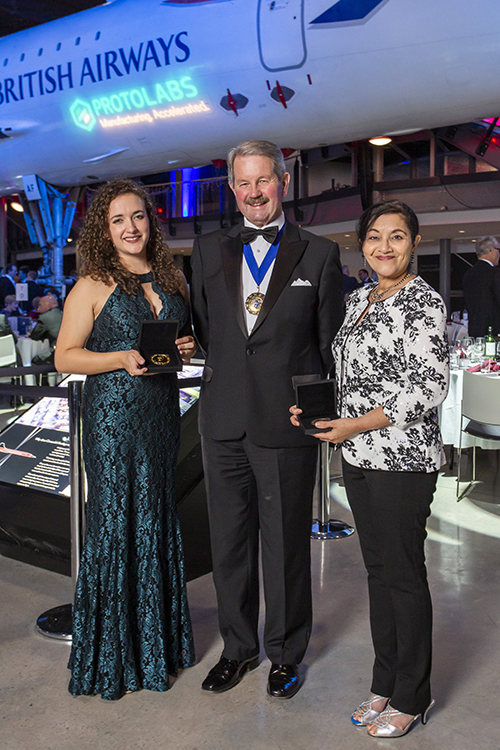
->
[267,663,301,699]
[201,654,259,693]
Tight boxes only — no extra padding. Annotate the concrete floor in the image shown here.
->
[1,445,500,750]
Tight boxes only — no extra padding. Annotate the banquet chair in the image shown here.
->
[457,370,500,500]
[451,323,468,345]
[0,334,20,407]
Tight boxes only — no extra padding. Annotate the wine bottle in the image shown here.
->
[485,326,496,357]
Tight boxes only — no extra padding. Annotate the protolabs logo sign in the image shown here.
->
[0,33,191,106]
[70,75,211,131]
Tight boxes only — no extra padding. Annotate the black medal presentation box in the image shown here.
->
[294,378,338,435]
[138,319,183,372]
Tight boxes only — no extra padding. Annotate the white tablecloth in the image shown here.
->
[438,368,500,449]
[16,337,50,366]
[15,337,51,386]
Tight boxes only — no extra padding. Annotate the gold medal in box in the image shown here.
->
[138,319,183,373]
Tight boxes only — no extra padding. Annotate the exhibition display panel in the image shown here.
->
[0,367,212,581]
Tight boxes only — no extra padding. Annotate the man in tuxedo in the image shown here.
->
[463,235,500,337]
[191,140,343,699]
[357,268,374,286]
[0,264,17,308]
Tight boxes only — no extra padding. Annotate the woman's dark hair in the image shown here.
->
[356,200,420,247]
[77,178,179,295]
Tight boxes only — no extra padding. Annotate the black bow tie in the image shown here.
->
[241,225,279,245]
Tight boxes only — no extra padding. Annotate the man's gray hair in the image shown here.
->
[476,236,499,257]
[227,140,286,186]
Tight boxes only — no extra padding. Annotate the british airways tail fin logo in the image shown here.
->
[311,0,387,25]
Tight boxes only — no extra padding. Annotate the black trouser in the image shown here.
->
[342,458,437,715]
[202,436,317,664]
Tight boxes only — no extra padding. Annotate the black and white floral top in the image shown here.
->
[332,276,449,472]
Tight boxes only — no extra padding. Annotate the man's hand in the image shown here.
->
[176,335,197,363]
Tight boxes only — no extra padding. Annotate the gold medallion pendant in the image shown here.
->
[151,353,171,365]
[245,292,265,315]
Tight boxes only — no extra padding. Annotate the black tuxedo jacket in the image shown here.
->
[0,276,15,308]
[191,221,344,448]
[463,259,500,338]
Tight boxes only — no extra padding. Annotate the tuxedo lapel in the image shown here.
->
[220,225,247,338]
[250,223,308,336]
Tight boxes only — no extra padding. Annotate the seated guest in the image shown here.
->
[1,295,21,317]
[29,296,41,321]
[30,295,63,365]
[42,286,62,308]
[0,312,17,343]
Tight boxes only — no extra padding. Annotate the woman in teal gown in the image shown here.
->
[55,179,196,700]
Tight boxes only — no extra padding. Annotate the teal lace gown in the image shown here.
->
[68,273,195,700]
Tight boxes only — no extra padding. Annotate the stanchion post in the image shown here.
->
[36,379,85,640]
[311,443,355,540]
[68,380,85,586]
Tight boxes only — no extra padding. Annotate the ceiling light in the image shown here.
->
[344,233,350,237]
[11,201,23,212]
[369,136,392,146]
[459,230,465,233]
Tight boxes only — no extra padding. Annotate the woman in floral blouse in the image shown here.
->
[291,200,449,738]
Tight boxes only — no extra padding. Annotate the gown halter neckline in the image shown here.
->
[136,271,154,283]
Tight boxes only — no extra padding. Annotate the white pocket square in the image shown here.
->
[291,278,312,287]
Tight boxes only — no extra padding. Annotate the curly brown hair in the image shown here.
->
[77,178,180,295]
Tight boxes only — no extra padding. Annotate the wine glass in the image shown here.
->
[481,358,493,374]
[471,337,485,364]
[460,337,473,367]
[449,344,459,369]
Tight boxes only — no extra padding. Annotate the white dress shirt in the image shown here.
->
[242,213,285,335]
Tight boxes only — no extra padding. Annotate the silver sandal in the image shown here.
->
[351,694,389,726]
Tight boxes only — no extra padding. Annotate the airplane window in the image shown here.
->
[20,53,25,61]
[3,59,7,67]
[76,37,81,46]
[57,43,62,51]
[95,32,101,40]
[38,48,43,56]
